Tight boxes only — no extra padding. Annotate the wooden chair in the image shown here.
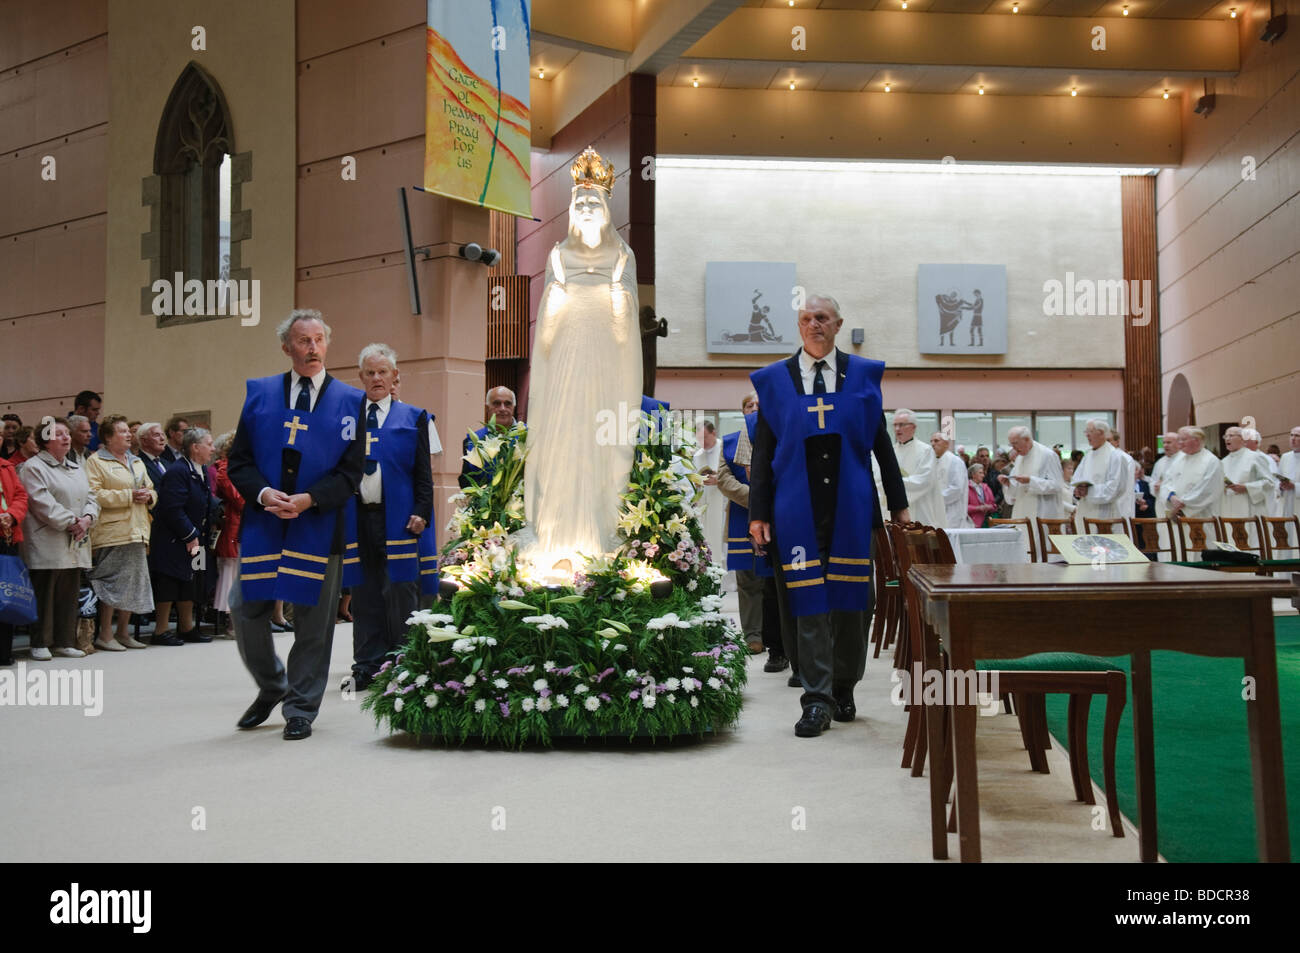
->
[1082,517,1129,536]
[987,517,1038,562]
[1128,517,1178,560]
[1263,515,1300,560]
[888,521,931,774]
[1036,517,1076,562]
[1173,516,1221,557]
[1217,516,1265,557]
[870,527,902,659]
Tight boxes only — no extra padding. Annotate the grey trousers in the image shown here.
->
[735,569,764,640]
[231,554,342,723]
[351,508,417,677]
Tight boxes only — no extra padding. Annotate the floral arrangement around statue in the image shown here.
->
[363,414,748,747]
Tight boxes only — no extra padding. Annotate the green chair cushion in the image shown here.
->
[976,652,1119,672]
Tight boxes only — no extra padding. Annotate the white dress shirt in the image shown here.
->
[290,368,327,412]
[797,348,837,395]
[360,394,391,504]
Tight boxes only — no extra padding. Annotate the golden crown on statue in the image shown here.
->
[570,146,615,193]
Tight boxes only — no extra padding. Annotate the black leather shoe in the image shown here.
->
[795,704,832,738]
[341,672,373,692]
[763,651,790,673]
[270,621,290,633]
[236,692,286,730]
[152,632,185,646]
[833,697,857,722]
[179,627,212,643]
[787,673,801,688]
[283,716,312,740]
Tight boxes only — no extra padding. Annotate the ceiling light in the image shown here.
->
[1162,88,1169,99]
[537,67,544,79]
[1230,7,1237,17]
[901,1,908,8]
[692,77,699,87]
[1123,4,1129,15]
[789,81,796,90]
[1071,87,1078,96]
[884,82,891,92]
[1012,2,1020,10]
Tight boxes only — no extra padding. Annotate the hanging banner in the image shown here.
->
[424,0,532,219]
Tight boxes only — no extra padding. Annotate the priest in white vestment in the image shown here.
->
[1221,427,1275,530]
[1150,432,1182,518]
[1108,431,1138,518]
[891,409,944,528]
[929,432,971,529]
[693,421,727,565]
[1166,426,1224,521]
[1243,428,1281,516]
[1000,426,1066,521]
[1275,426,1300,554]
[1070,420,1127,521]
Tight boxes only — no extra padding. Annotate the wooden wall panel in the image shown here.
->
[296,0,421,62]
[1121,175,1161,449]
[0,35,108,152]
[0,0,106,71]
[0,128,107,236]
[0,215,105,319]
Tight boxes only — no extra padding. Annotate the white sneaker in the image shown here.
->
[29,647,53,661]
[54,647,86,658]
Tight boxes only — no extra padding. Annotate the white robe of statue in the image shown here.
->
[693,440,726,565]
[894,439,944,528]
[1003,440,1066,521]
[1072,441,1126,521]
[1221,447,1274,520]
[1168,448,1223,519]
[935,451,970,529]
[523,180,643,568]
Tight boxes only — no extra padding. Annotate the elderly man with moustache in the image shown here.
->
[1165,426,1223,521]
[227,309,365,741]
[344,343,435,691]
[1070,420,1127,521]
[930,431,970,529]
[748,293,909,737]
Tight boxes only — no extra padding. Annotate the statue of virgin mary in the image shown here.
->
[520,147,643,574]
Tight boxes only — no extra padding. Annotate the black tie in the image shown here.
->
[813,359,828,395]
[365,402,379,475]
[295,379,311,412]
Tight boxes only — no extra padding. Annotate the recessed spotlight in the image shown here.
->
[978,85,985,95]
[901,1,908,8]
[1071,87,1078,96]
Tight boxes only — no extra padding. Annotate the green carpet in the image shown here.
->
[1042,615,1300,862]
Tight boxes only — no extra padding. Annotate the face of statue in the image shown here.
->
[571,189,609,248]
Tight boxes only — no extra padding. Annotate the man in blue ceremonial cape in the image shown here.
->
[459,386,524,488]
[227,309,365,741]
[345,343,435,690]
[749,294,910,738]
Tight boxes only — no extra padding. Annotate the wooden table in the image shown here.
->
[908,562,1292,863]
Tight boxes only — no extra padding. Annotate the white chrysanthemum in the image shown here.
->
[537,696,553,713]
[646,612,692,631]
[584,696,601,711]
[699,594,724,613]
[612,590,627,601]
[394,697,405,712]
[544,660,556,671]
[707,677,722,689]
[556,694,570,708]
[690,696,699,708]
[532,678,548,692]
[464,674,476,687]
[626,668,639,679]
[521,697,536,712]
[665,677,681,691]
[493,677,509,689]
[424,694,438,708]
[682,666,694,674]
[474,699,487,712]
[667,693,677,703]
[415,674,429,688]
[642,691,656,709]
[573,683,589,694]
[686,579,698,591]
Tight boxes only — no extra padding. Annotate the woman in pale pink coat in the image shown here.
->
[967,463,997,528]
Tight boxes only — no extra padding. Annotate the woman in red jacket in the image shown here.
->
[967,462,998,528]
[212,431,244,638]
[0,455,29,665]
